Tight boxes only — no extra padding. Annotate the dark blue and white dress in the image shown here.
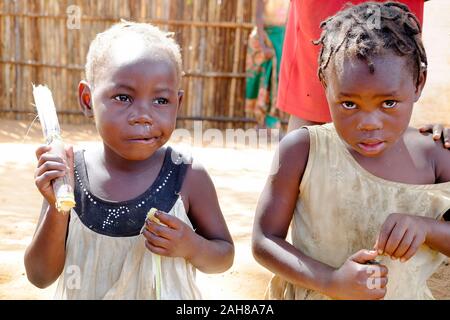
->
[55,147,201,299]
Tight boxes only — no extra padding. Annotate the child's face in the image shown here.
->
[81,47,181,161]
[324,52,425,158]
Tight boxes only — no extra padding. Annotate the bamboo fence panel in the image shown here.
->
[0,0,258,128]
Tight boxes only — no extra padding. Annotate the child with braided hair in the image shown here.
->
[252,2,450,300]
[245,0,290,129]
[278,0,450,146]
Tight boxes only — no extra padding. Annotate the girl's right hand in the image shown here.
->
[34,144,74,207]
[328,249,388,300]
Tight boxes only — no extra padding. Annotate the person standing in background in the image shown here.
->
[278,0,425,130]
[245,0,290,130]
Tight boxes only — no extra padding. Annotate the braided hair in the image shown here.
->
[314,1,427,87]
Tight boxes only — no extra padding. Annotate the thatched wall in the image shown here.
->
[0,0,257,128]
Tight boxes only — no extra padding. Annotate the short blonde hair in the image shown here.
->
[85,21,183,86]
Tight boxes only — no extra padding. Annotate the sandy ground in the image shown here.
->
[1,0,450,300]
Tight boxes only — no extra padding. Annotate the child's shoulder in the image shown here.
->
[74,143,102,165]
[175,148,221,213]
[405,127,450,183]
[279,127,311,155]
[276,127,311,176]
[170,146,211,190]
[404,126,444,154]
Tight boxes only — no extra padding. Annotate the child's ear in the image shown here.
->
[78,81,94,118]
[177,90,184,111]
[414,68,427,102]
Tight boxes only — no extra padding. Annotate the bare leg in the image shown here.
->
[287,115,325,132]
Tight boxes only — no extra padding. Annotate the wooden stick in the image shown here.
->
[33,85,75,213]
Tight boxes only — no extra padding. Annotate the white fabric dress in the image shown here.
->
[55,198,201,300]
[54,147,202,300]
[267,124,450,300]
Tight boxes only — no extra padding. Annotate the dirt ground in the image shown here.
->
[1,0,450,300]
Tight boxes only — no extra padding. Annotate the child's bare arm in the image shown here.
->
[427,141,450,255]
[183,162,234,273]
[24,145,73,288]
[422,218,450,256]
[24,201,69,288]
[143,161,234,273]
[375,213,450,259]
[375,140,450,259]
[434,135,450,183]
[252,129,336,294]
[252,129,387,299]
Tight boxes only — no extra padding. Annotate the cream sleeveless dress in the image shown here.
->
[267,123,450,300]
[54,147,201,300]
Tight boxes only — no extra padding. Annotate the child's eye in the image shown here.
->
[382,100,397,109]
[341,101,357,110]
[153,98,169,105]
[113,95,132,103]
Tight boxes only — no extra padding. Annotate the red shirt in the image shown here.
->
[277,0,424,122]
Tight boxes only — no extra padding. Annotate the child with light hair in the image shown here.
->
[25,21,234,300]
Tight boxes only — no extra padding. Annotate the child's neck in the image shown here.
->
[99,143,163,173]
[347,129,435,185]
[83,144,167,202]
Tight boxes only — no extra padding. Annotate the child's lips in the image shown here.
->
[127,136,159,144]
[358,140,385,153]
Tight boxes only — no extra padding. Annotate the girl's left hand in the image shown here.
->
[419,123,450,149]
[142,210,198,259]
[374,213,429,262]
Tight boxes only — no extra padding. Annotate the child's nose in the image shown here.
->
[356,112,383,131]
[128,102,153,125]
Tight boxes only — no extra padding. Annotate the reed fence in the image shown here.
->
[0,0,258,129]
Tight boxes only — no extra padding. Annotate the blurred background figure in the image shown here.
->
[244,0,290,130]
[277,0,426,131]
